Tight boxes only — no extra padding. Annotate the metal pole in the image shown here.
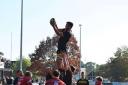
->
[11,32,12,61]
[20,0,23,71]
[79,24,82,78]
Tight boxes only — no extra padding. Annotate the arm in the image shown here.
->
[68,35,77,44]
[77,80,80,85]
[87,80,89,85]
[13,78,18,85]
[52,25,63,36]
[45,80,50,85]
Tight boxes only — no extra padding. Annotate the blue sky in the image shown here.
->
[1,0,128,64]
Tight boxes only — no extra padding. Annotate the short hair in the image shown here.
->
[67,22,73,28]
[81,72,85,76]
[81,71,84,74]
[16,70,24,76]
[16,70,22,73]
[16,70,23,74]
[52,70,60,77]
[25,71,32,77]
[96,76,103,81]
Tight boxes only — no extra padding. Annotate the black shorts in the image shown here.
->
[57,50,67,54]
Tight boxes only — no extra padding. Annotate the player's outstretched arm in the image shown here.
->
[50,18,63,36]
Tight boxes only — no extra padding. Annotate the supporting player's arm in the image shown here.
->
[69,35,77,43]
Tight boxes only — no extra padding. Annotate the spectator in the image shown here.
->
[45,70,65,85]
[6,76,14,85]
[18,71,32,85]
[95,76,103,85]
[13,70,23,85]
[45,67,52,81]
[77,72,89,85]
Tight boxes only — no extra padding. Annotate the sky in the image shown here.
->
[1,0,128,64]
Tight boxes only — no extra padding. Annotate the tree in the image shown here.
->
[96,46,128,81]
[95,64,107,78]
[29,35,80,76]
[85,62,96,79]
[80,61,85,68]
[0,52,4,56]
[11,58,31,76]
[0,52,4,60]
[85,62,96,74]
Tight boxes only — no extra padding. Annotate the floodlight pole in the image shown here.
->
[79,24,82,78]
[20,0,23,71]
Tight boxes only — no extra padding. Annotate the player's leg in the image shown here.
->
[56,52,69,70]
[65,69,72,85]
[56,55,66,82]
[56,53,65,70]
[61,52,70,71]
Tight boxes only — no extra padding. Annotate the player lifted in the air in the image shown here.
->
[50,18,74,71]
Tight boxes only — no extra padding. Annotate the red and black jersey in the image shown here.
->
[45,77,65,85]
[57,29,71,53]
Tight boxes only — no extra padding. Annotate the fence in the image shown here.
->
[89,81,128,85]
[112,82,128,85]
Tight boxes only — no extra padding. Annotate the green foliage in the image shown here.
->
[80,61,85,68]
[11,58,31,76]
[0,51,4,56]
[85,62,96,75]
[95,64,107,77]
[95,46,128,82]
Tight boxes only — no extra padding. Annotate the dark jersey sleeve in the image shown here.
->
[86,80,89,85]
[13,77,19,85]
[77,79,80,85]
